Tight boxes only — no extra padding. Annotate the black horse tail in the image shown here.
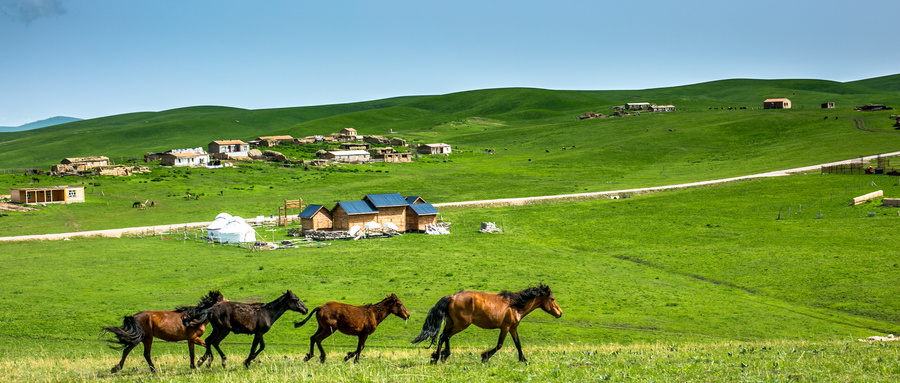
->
[103,316,143,349]
[411,295,451,347]
[294,307,320,328]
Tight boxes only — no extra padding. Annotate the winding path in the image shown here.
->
[3,151,899,243]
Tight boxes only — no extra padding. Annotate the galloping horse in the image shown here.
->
[103,290,225,373]
[190,290,308,369]
[294,293,410,363]
[411,284,561,364]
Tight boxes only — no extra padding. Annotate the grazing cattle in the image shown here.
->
[132,202,142,208]
[412,284,562,364]
[294,294,410,363]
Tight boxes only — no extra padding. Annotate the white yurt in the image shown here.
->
[206,213,233,241]
[217,216,257,243]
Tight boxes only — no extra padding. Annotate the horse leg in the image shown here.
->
[142,337,157,373]
[510,327,526,363]
[345,334,368,363]
[244,334,265,368]
[305,326,329,363]
[198,328,219,367]
[481,327,509,363]
[111,343,137,373]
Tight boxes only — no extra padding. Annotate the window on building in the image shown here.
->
[68,189,77,198]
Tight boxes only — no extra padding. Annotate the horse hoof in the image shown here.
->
[110,366,121,374]
[429,359,438,365]
[303,355,312,362]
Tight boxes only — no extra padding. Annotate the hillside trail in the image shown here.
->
[2,151,900,243]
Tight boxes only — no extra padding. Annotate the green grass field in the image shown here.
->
[1,76,899,381]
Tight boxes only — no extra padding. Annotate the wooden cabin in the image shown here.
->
[10,185,85,204]
[363,193,409,231]
[406,202,439,231]
[298,204,333,231]
[331,200,379,231]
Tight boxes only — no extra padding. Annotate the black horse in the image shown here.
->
[187,290,308,368]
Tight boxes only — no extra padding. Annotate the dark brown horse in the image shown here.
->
[411,284,561,364]
[293,293,410,363]
[103,290,225,373]
[192,290,308,368]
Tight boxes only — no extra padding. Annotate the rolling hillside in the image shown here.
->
[1,76,897,170]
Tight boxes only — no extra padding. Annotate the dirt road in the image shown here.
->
[3,151,899,243]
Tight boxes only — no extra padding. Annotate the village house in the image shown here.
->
[340,142,370,151]
[10,185,85,204]
[208,140,250,159]
[650,105,676,112]
[51,156,110,174]
[338,128,360,139]
[417,143,452,155]
[763,98,792,109]
[159,148,210,167]
[406,201,439,231]
[331,200,379,231]
[375,152,412,163]
[363,193,408,230]
[251,135,294,147]
[821,102,835,109]
[298,204,333,231]
[625,102,652,110]
[321,150,370,164]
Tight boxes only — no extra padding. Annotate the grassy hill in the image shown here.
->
[1,76,898,170]
[1,75,899,381]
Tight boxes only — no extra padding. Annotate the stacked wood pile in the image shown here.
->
[851,190,883,206]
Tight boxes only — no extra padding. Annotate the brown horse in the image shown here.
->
[411,284,561,364]
[191,290,308,369]
[293,293,410,363]
[103,290,225,373]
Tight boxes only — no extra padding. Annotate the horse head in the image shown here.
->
[285,290,309,315]
[387,293,410,320]
[539,285,562,318]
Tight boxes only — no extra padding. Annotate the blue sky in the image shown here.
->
[2,0,898,127]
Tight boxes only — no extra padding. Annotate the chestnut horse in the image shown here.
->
[411,284,561,364]
[103,290,225,373]
[293,293,410,363]
[191,290,308,369]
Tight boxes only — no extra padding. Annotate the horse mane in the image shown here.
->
[176,291,224,327]
[498,284,551,311]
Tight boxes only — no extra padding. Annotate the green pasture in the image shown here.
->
[1,174,899,381]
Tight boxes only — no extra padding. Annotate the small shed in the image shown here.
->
[322,150,370,163]
[406,196,427,204]
[821,102,835,109]
[625,102,651,110]
[331,200,379,231]
[417,143,452,155]
[340,128,358,136]
[406,202,439,231]
[10,185,85,204]
[764,98,792,109]
[364,193,409,231]
[299,204,333,231]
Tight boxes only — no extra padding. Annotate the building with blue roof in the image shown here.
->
[298,204,332,231]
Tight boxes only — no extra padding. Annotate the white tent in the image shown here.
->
[206,213,233,241]
[218,216,257,243]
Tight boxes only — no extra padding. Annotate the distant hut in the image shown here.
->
[821,102,835,109]
[298,204,333,231]
[763,98,792,109]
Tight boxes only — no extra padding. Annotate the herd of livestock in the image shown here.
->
[102,284,562,373]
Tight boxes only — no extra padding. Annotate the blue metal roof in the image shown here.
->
[336,200,378,215]
[298,204,327,218]
[405,196,424,204]
[408,202,439,215]
[364,193,408,207]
